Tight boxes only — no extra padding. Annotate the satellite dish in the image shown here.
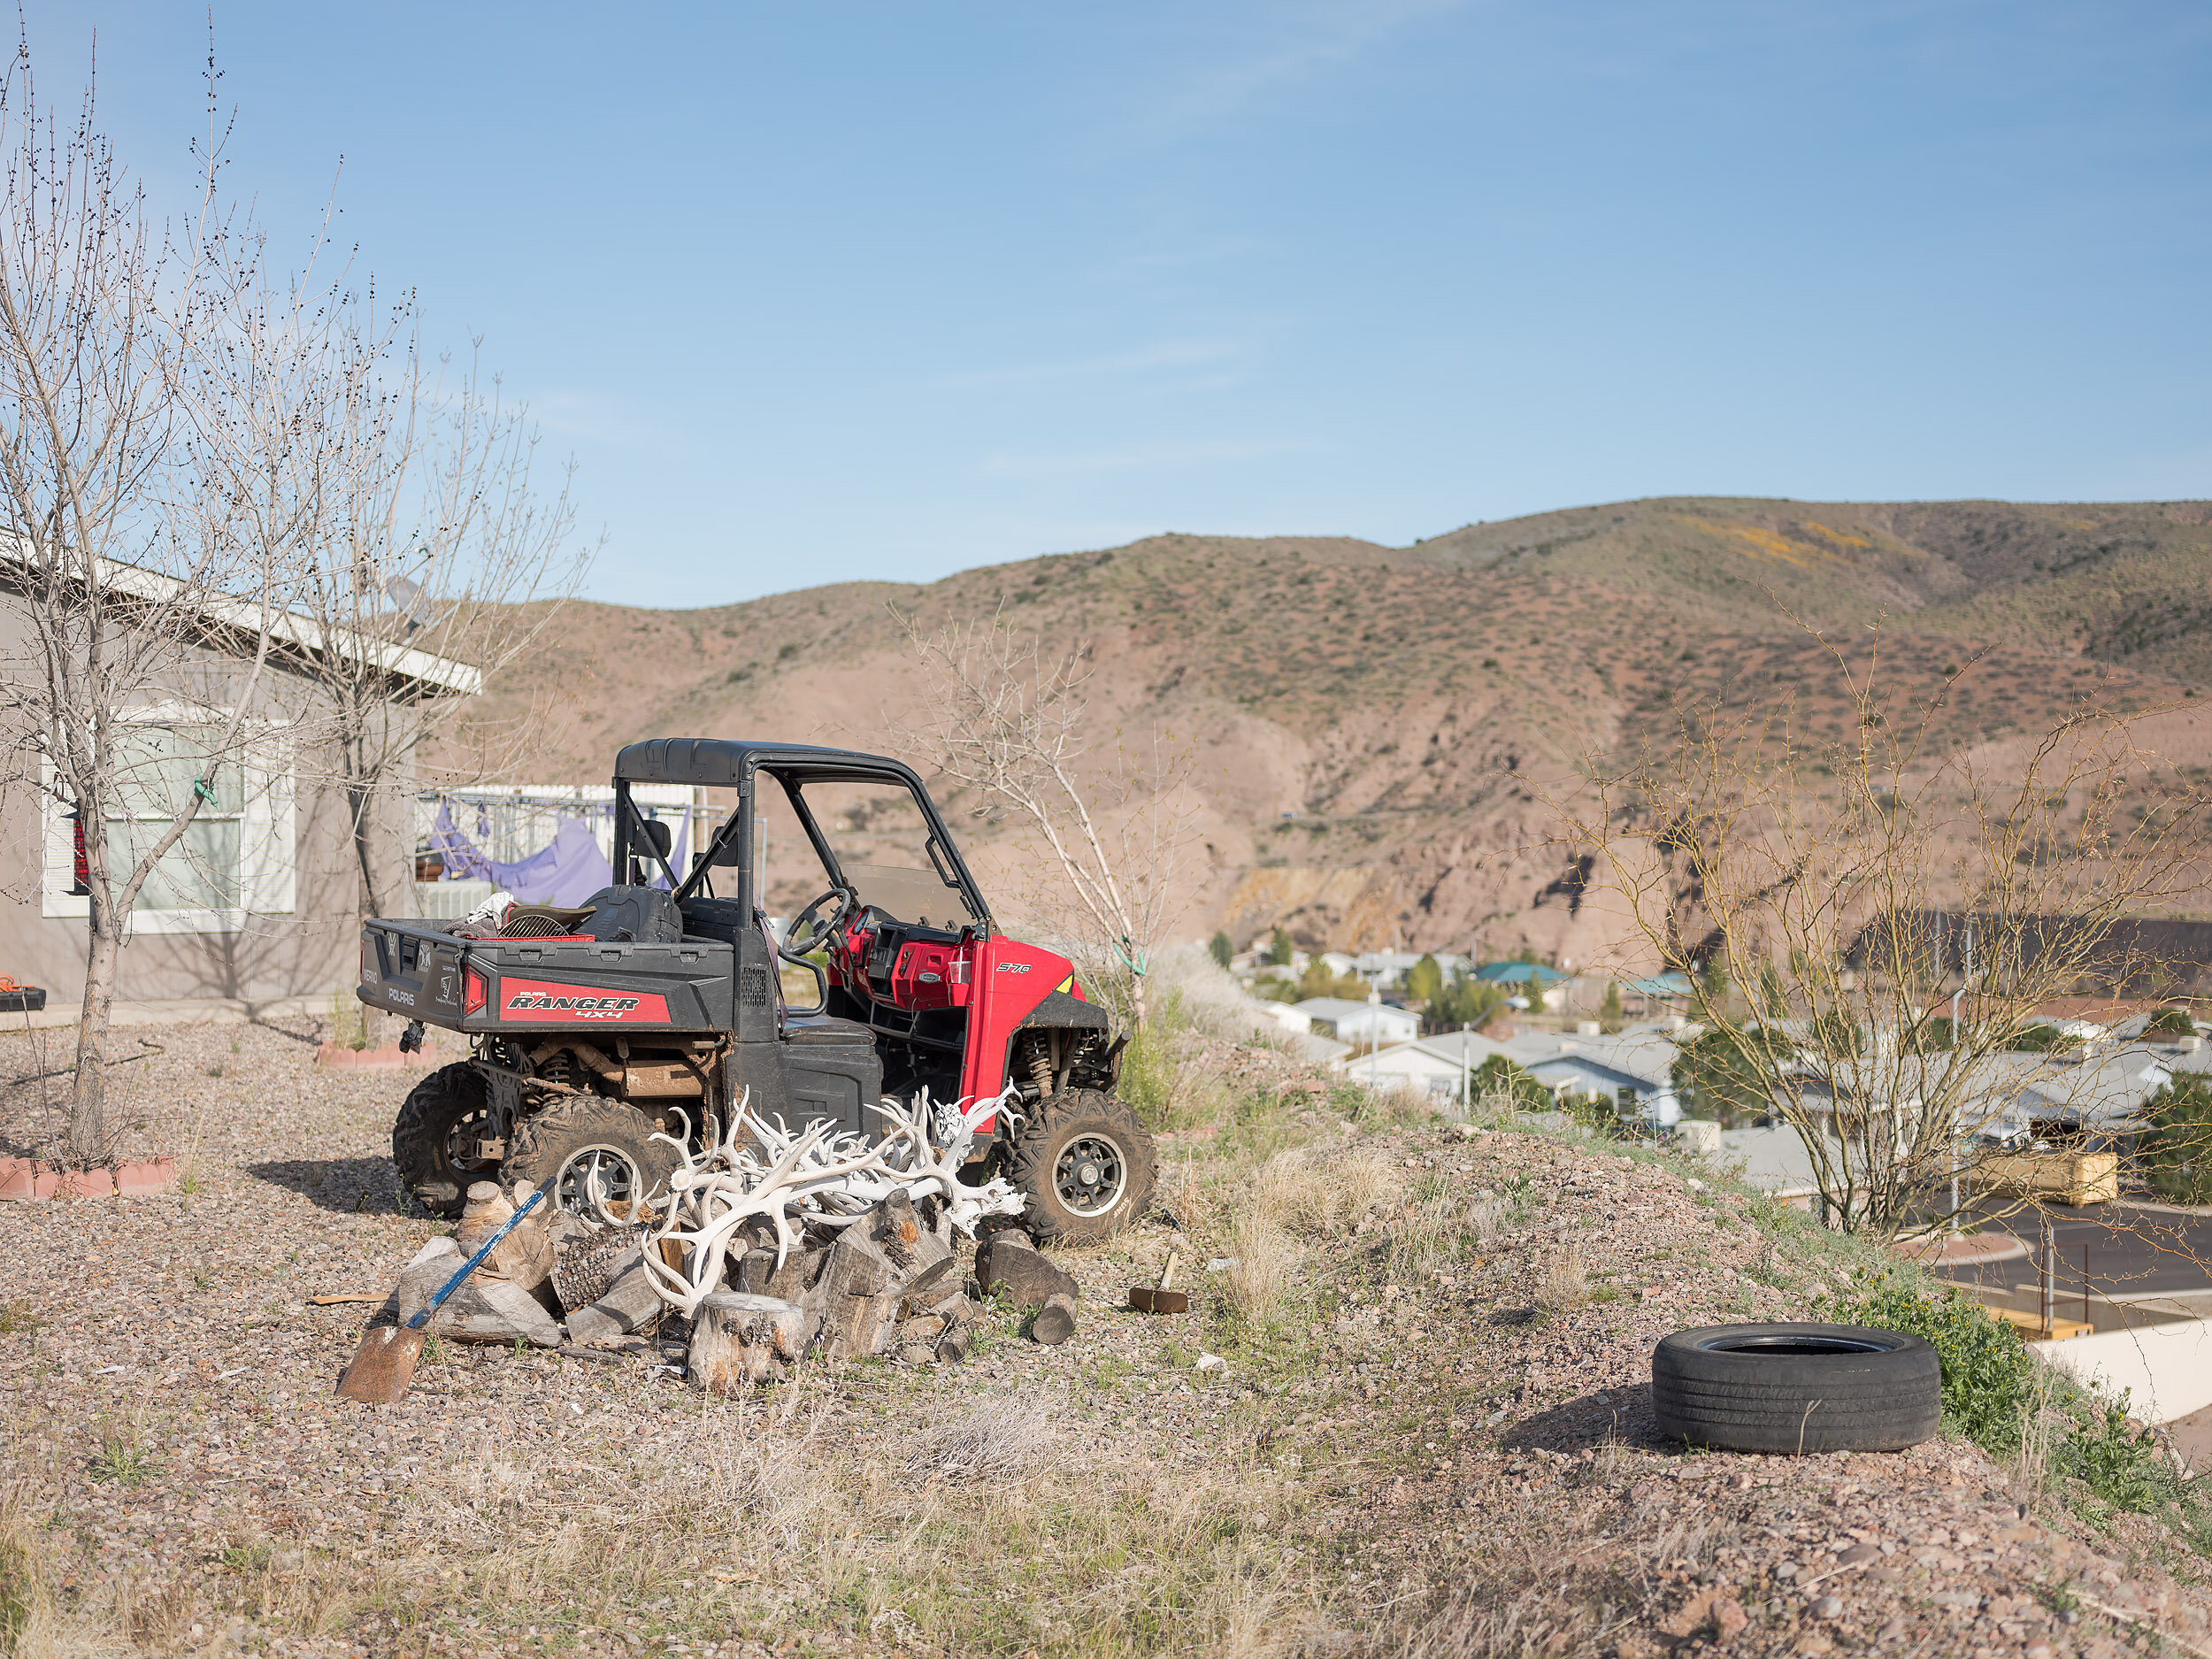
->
[383,572,440,634]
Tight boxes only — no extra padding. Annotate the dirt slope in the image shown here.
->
[455,497,2212,964]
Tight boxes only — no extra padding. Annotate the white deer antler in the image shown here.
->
[634,1086,1030,1317]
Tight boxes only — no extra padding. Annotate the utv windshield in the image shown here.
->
[794,778,980,932]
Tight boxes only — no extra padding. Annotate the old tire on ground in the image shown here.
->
[503,1094,683,1224]
[391,1063,499,1219]
[1651,1323,1941,1454]
[1007,1088,1156,1246]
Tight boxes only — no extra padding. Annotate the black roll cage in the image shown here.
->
[608,740,994,936]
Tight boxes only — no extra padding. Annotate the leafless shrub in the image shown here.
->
[899,1401,1056,1486]
[1465,1194,1511,1248]
[1546,617,2212,1241]
[891,605,1202,1027]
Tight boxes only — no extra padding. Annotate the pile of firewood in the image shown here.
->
[385,1090,1082,1389]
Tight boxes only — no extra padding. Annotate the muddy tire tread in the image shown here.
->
[1006,1087,1157,1245]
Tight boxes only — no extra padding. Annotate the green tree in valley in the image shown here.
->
[1208,931,1234,970]
[1403,953,1443,1005]
[1263,926,1293,967]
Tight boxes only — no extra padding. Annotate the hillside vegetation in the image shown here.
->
[463,497,2212,962]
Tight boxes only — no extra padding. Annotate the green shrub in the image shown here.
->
[1809,1010,1863,1056]
[2063,1401,2182,1515]
[1832,1272,2195,1528]
[1825,1271,2035,1451]
[2008,1023,2085,1054]
[2147,1005,2198,1039]
[1208,931,1234,970]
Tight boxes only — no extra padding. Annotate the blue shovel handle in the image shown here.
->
[407,1187,546,1330]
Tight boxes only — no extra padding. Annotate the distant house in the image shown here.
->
[1344,1028,1513,1100]
[1473,960,1572,1009]
[1292,995,1419,1047]
[1502,1027,1684,1127]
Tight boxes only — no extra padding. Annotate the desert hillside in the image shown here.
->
[454,496,2212,965]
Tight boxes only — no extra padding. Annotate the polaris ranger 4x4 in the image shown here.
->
[357,740,1156,1243]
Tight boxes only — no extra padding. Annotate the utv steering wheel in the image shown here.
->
[779,886,858,964]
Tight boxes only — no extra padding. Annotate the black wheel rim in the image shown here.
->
[554,1144,644,1222]
[1055,1133,1126,1217]
[441,1108,500,1179]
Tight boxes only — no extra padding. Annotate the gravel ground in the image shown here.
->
[4,1020,2212,1656]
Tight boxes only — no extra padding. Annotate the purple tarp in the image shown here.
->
[429,808,614,908]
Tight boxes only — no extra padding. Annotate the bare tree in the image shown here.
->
[891,606,1202,1027]
[1548,624,2211,1240]
[200,251,593,918]
[0,44,312,1161]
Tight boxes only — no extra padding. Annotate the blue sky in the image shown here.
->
[31,2,2212,605]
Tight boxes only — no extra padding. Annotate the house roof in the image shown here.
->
[0,541,480,699]
[1346,1029,1513,1072]
[1622,972,1694,998]
[1474,961,1570,985]
[1502,1028,1680,1089]
[1291,997,1416,1022]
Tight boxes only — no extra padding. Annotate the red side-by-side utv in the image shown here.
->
[356,740,1156,1242]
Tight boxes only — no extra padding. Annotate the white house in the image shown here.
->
[1344,1028,1513,1100]
[1502,1027,1685,1127]
[1293,995,1419,1047]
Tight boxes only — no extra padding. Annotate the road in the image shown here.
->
[1932,1202,2212,1311]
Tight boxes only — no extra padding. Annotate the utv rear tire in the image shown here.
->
[391,1063,498,1220]
[504,1094,683,1224]
[1008,1089,1156,1246]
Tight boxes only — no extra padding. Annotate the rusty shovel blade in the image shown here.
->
[334,1324,426,1405]
[1127,1286,1189,1314]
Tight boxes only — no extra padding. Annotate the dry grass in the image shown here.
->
[1534,1243,1590,1314]
[1225,1215,1300,1324]
[1246,1145,1396,1237]
[0,1482,129,1659]
[899,1399,1056,1485]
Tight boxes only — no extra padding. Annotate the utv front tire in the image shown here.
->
[391,1063,498,1219]
[504,1094,683,1224]
[1008,1089,1156,1245]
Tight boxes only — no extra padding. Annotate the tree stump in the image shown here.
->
[688,1293,810,1392]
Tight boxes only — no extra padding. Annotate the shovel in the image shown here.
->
[1128,1247,1187,1314]
[335,1187,545,1404]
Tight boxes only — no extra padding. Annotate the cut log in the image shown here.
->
[897,1312,947,1342]
[394,1238,562,1347]
[974,1233,1079,1311]
[563,1249,664,1344]
[1031,1292,1077,1347]
[453,1182,515,1254]
[688,1293,810,1392]
[897,1257,956,1317]
[808,1219,901,1362]
[937,1325,972,1363]
[735,1241,830,1303]
[552,1227,632,1313]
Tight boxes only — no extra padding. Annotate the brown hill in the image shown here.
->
[458,496,2212,967]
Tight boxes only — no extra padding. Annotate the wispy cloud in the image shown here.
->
[941,339,1240,390]
[980,436,1313,480]
[1138,0,1467,135]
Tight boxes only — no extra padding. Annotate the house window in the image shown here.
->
[42,710,295,933]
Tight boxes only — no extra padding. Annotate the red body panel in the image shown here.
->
[498,978,672,1023]
[958,934,1082,1128]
